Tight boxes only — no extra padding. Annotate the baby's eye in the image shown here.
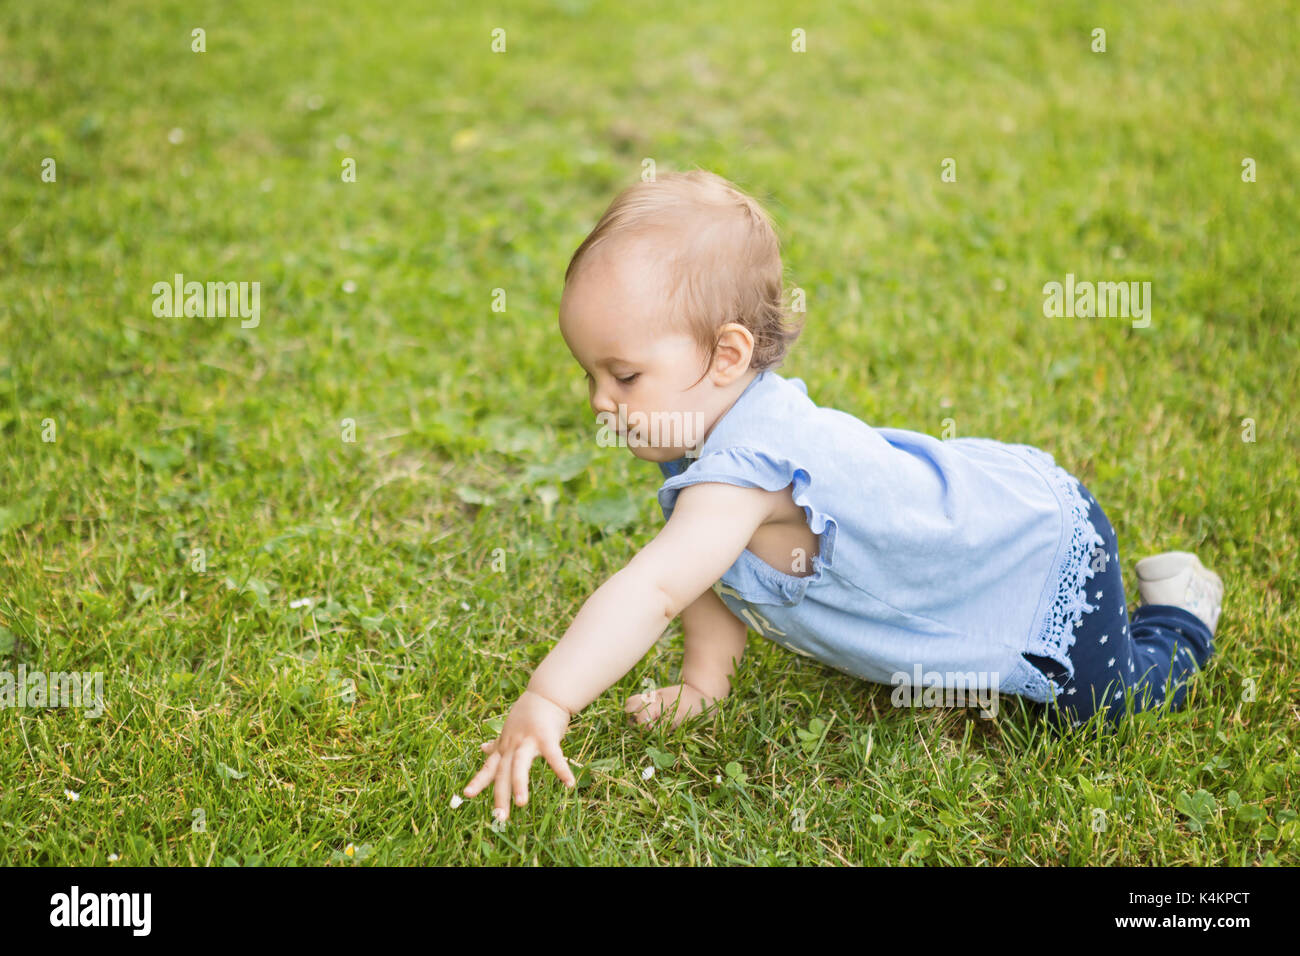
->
[617,373,639,385]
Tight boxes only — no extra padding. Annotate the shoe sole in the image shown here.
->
[1136,550,1199,582]
[1134,551,1224,632]
[1137,552,1223,590]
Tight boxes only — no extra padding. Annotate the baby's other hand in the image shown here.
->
[462,689,576,822]
[624,683,715,729]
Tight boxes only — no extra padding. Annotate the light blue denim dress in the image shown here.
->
[656,369,1106,705]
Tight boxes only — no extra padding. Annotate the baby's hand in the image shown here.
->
[624,683,714,729]
[462,689,576,822]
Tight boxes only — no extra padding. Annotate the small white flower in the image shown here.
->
[290,597,315,609]
[450,794,463,809]
[64,789,79,801]
[342,280,357,294]
[641,766,654,781]
[1107,657,1116,667]
[714,774,722,784]
[167,127,185,145]
[108,853,120,861]
[460,601,471,611]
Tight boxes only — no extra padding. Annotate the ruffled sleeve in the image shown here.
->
[656,445,839,605]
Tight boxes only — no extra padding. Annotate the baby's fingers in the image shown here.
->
[625,692,662,726]
[511,739,539,806]
[543,744,577,788]
[462,749,502,797]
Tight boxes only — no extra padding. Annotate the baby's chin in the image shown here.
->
[626,443,692,463]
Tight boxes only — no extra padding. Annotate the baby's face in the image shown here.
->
[559,244,741,462]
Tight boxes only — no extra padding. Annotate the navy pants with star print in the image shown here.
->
[1022,479,1215,732]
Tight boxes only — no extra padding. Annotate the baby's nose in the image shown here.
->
[589,387,616,418]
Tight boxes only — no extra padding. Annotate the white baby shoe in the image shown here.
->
[1134,551,1224,633]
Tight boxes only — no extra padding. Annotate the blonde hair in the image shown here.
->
[563,169,803,380]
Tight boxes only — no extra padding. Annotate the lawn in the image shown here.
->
[0,0,1296,865]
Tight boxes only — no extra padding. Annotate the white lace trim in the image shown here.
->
[1013,445,1106,691]
[1012,657,1058,704]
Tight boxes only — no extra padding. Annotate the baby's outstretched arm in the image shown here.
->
[462,481,773,821]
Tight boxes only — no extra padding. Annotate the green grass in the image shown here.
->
[1,0,1297,865]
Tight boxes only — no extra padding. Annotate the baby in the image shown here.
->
[462,169,1224,821]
